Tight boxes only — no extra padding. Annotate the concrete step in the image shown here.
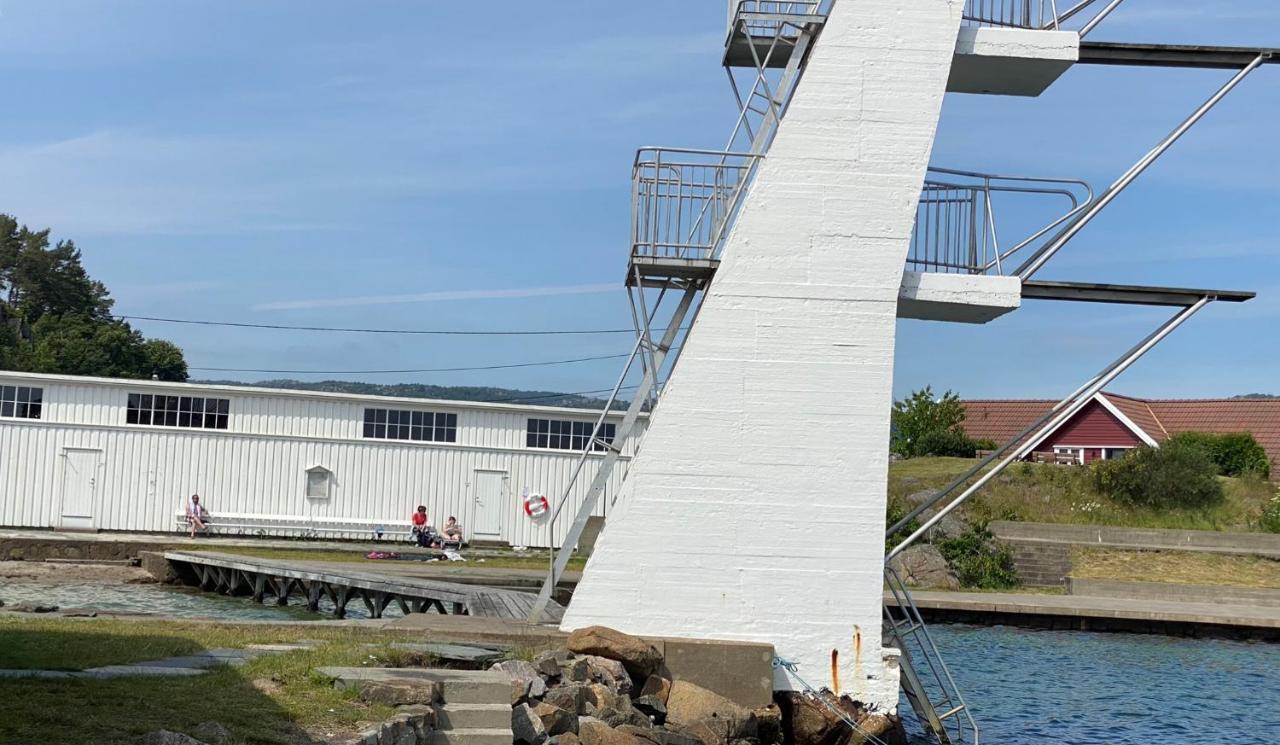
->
[318,667,510,705]
[434,703,512,730]
[429,728,513,745]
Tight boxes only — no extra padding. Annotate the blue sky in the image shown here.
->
[0,1,1276,400]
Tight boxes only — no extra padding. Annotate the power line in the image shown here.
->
[119,315,636,336]
[190,352,630,376]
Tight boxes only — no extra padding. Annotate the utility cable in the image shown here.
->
[118,314,637,336]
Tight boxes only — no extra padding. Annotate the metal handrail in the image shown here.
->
[631,147,764,262]
[962,0,1127,35]
[909,167,1092,276]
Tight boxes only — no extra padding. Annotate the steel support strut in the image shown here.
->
[527,283,699,623]
[886,296,1212,559]
[1014,54,1268,279]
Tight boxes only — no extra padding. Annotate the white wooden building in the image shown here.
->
[0,370,640,548]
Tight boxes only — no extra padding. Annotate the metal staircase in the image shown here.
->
[526,2,829,623]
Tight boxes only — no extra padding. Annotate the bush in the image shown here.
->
[885,497,921,552]
[972,438,998,452]
[936,524,1019,589]
[1091,441,1224,510]
[1260,487,1280,534]
[914,429,980,459]
[1166,431,1270,478]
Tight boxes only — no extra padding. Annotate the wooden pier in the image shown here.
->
[164,551,564,622]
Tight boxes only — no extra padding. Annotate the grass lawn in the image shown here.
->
[0,618,425,744]
[1071,547,1280,590]
[889,456,1277,533]
[204,546,587,572]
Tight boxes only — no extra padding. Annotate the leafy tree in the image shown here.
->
[0,214,188,381]
[891,386,975,458]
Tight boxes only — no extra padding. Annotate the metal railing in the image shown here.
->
[963,0,1127,35]
[908,167,1092,277]
[631,147,763,262]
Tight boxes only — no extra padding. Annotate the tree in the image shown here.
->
[891,386,974,458]
[1,214,188,381]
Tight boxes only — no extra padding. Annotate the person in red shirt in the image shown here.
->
[410,505,434,548]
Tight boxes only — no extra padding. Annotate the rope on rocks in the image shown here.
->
[771,657,893,745]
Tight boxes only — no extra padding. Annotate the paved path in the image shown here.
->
[0,642,314,680]
[891,590,1280,631]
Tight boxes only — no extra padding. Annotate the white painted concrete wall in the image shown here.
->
[561,0,964,711]
[0,371,638,548]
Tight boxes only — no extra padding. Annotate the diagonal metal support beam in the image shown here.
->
[527,284,699,623]
[1014,54,1268,279]
[886,296,1213,559]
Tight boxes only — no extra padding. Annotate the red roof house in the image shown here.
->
[961,393,1280,467]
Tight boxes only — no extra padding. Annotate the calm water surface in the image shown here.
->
[0,579,324,621]
[908,625,1280,745]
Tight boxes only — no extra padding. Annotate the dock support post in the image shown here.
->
[306,582,322,612]
[252,574,266,603]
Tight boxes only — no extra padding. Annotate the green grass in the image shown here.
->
[1072,547,1280,589]
[0,618,425,744]
[889,456,1277,533]
[204,546,588,572]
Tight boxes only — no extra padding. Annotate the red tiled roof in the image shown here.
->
[961,393,1280,465]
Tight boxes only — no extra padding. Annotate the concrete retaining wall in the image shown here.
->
[1068,578,1280,608]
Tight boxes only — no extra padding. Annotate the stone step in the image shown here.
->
[434,703,513,730]
[429,728,513,745]
[319,667,511,705]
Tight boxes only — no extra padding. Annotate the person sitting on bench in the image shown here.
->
[186,494,210,538]
[441,516,464,548]
[410,505,437,548]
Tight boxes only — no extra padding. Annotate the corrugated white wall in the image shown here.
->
[0,372,639,548]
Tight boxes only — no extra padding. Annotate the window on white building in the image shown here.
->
[526,418,617,451]
[0,386,42,419]
[127,393,229,429]
[362,409,457,442]
[306,466,332,499]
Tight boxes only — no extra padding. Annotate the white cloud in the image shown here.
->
[252,283,618,312]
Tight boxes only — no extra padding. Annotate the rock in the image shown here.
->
[632,695,667,724]
[594,707,631,729]
[639,675,671,705]
[581,655,632,694]
[0,599,5,608]
[620,727,702,745]
[545,683,589,715]
[358,680,439,706]
[9,604,58,613]
[534,651,565,677]
[904,489,938,507]
[138,732,209,745]
[886,544,960,590]
[534,702,579,736]
[566,626,662,679]
[191,722,230,744]
[530,676,549,699]
[493,659,547,704]
[579,719,643,745]
[555,734,584,745]
[565,657,591,683]
[664,681,748,730]
[776,691,870,745]
[752,705,782,745]
[514,703,550,745]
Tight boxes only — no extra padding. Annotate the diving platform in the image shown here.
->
[1021,280,1256,307]
[1078,42,1280,70]
[165,551,565,622]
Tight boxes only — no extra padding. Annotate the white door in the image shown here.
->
[58,449,101,530]
[472,470,506,539]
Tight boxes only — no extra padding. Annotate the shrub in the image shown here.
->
[914,429,980,458]
[936,524,1020,589]
[1090,441,1223,510]
[972,438,998,452]
[1165,432,1271,479]
[885,497,922,552]
[891,387,968,458]
[1260,487,1280,534]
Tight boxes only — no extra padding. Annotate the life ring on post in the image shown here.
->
[523,492,549,519]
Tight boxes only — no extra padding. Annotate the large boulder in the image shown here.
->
[545,683,590,715]
[665,681,755,744]
[639,675,672,705]
[191,722,230,745]
[566,626,662,679]
[579,719,644,745]
[775,691,904,745]
[514,703,550,745]
[582,655,633,694]
[886,544,960,591]
[534,702,580,737]
[492,659,547,704]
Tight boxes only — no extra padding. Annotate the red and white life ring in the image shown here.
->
[523,492,549,518]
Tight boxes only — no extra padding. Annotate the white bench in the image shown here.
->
[174,511,415,541]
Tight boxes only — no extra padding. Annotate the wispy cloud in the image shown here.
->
[253,283,618,312]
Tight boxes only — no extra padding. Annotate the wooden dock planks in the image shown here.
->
[164,551,563,622]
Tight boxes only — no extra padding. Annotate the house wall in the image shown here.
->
[0,371,638,548]
[1042,402,1144,450]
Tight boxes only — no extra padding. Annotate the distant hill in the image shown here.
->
[1232,393,1280,400]
[193,379,626,410]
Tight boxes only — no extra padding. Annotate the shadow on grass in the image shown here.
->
[0,627,364,745]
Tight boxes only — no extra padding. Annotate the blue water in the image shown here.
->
[907,625,1280,744]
